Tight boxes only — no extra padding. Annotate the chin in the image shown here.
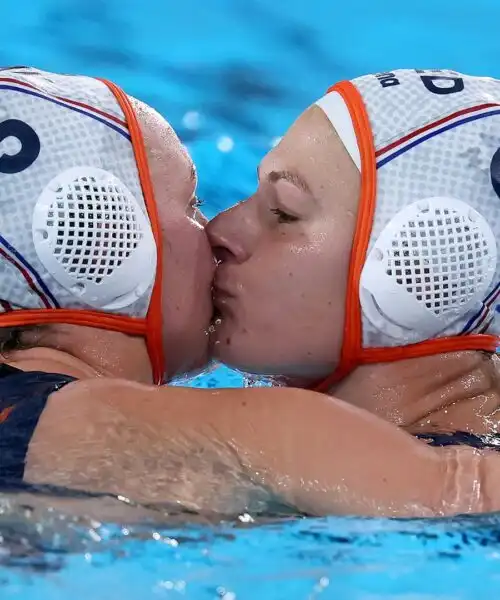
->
[208,314,277,374]
[168,347,211,382]
[208,317,229,359]
[208,328,257,373]
[208,320,324,381]
[185,329,213,374]
[165,322,212,381]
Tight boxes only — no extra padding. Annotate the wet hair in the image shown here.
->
[0,326,43,355]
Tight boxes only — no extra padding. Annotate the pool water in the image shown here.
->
[2,0,500,598]
[2,502,500,599]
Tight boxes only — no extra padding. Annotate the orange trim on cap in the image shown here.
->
[0,77,164,383]
[99,79,165,384]
[314,81,500,395]
[361,334,499,363]
[0,309,147,334]
[314,81,377,394]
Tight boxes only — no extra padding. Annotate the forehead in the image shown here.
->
[262,106,343,190]
[130,96,196,196]
[260,105,361,218]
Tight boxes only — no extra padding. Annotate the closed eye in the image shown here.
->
[270,207,298,224]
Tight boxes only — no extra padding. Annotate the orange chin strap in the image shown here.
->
[0,79,165,384]
[314,81,499,395]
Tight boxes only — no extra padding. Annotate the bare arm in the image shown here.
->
[25,380,486,517]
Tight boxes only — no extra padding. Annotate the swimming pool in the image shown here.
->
[2,499,500,599]
[2,0,500,597]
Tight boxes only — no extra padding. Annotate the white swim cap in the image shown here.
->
[315,69,500,389]
[0,67,164,382]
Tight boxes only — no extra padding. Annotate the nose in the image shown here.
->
[206,202,257,264]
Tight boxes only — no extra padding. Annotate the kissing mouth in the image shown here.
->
[211,280,238,324]
[211,305,222,324]
[212,276,237,298]
[211,286,225,322]
[213,285,235,305]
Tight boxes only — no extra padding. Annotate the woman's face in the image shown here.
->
[207,106,361,379]
[133,99,215,379]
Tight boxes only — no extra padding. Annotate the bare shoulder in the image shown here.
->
[52,377,327,410]
[45,380,332,456]
[52,375,159,403]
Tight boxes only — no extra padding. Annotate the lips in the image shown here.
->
[213,286,233,299]
[212,271,237,298]
[211,274,236,323]
[212,287,233,314]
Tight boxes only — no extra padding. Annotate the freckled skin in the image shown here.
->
[208,107,359,379]
[206,105,500,439]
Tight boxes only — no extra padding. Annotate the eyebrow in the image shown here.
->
[258,167,312,195]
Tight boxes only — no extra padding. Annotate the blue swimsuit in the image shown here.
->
[0,364,74,482]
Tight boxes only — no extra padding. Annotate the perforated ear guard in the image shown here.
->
[312,71,500,393]
[360,197,497,342]
[32,166,156,310]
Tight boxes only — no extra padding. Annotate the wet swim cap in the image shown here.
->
[0,67,164,382]
[315,69,500,391]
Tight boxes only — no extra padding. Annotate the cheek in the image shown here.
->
[256,234,343,307]
[162,218,213,302]
[241,232,350,346]
[160,217,214,372]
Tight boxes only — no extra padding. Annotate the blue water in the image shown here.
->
[2,0,500,598]
[3,507,500,599]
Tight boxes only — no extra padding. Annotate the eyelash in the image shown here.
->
[192,196,204,209]
[270,208,298,224]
